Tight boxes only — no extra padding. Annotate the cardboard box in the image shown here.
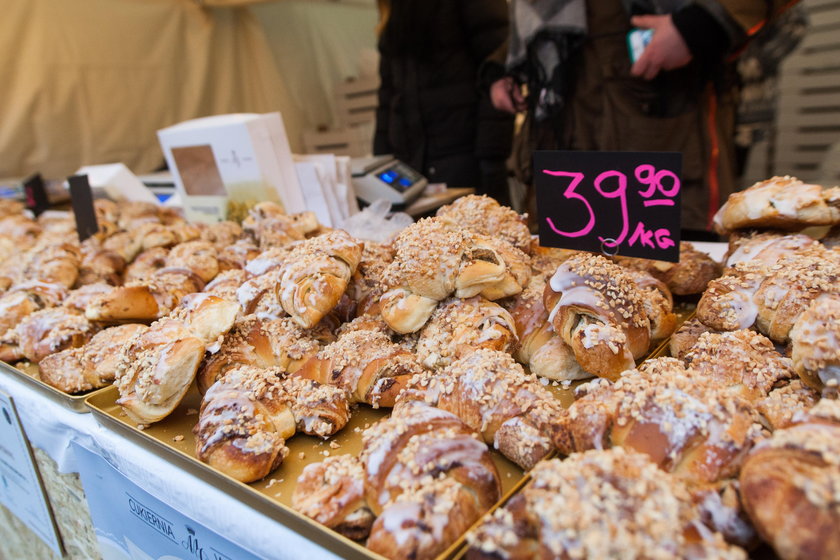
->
[158,113,305,223]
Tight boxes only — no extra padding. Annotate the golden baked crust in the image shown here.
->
[714,176,840,233]
[740,399,840,560]
[436,194,532,254]
[415,296,517,369]
[38,323,146,393]
[618,241,722,296]
[398,349,566,469]
[292,455,373,540]
[669,317,716,360]
[559,357,759,485]
[543,253,651,381]
[755,380,820,431]
[297,329,424,408]
[789,293,840,392]
[467,449,745,560]
[504,274,587,381]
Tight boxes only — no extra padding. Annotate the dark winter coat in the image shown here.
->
[374,0,513,194]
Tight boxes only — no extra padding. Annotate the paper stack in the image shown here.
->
[293,154,359,227]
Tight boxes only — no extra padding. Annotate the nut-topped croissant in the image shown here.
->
[436,194,532,254]
[713,175,840,234]
[196,316,333,394]
[296,328,425,408]
[114,293,239,424]
[397,349,566,469]
[195,365,350,483]
[790,293,840,393]
[414,296,517,369]
[379,217,510,334]
[617,241,722,295]
[292,454,374,541]
[38,323,147,393]
[739,399,840,560]
[467,448,745,560]
[503,274,587,381]
[543,252,651,381]
[362,401,501,559]
[558,357,759,485]
[276,230,363,328]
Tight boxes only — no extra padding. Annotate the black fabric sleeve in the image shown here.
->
[373,50,393,156]
[672,4,732,64]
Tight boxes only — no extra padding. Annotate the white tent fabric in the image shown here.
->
[0,0,377,180]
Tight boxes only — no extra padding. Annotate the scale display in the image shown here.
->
[351,156,427,205]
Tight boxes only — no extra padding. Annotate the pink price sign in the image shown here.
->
[535,151,682,262]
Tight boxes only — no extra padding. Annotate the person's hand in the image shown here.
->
[630,15,692,80]
[490,76,527,114]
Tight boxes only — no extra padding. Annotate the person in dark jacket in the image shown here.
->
[374,0,515,206]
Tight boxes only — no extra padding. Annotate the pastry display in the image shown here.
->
[4,178,840,560]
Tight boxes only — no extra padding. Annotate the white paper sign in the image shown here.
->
[0,391,63,556]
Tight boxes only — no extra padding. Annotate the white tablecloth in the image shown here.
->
[0,370,339,560]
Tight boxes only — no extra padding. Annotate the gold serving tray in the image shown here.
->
[0,360,110,413]
[85,384,528,560]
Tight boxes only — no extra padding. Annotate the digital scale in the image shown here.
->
[350,155,428,206]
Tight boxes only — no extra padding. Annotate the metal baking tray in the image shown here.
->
[0,360,109,413]
[86,384,529,560]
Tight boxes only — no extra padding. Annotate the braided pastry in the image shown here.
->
[789,293,840,393]
[714,175,840,234]
[397,349,566,469]
[296,329,424,408]
[473,235,531,300]
[622,267,677,341]
[543,253,651,381]
[503,275,587,381]
[436,194,532,254]
[276,230,363,328]
[752,251,839,343]
[13,307,95,363]
[292,455,374,541]
[415,297,517,369]
[361,401,501,559]
[739,399,840,560]
[39,323,146,393]
[196,316,333,394]
[558,357,758,485]
[114,293,239,424]
[195,365,350,483]
[681,330,795,402]
[0,281,66,337]
[379,218,507,334]
[467,448,745,560]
